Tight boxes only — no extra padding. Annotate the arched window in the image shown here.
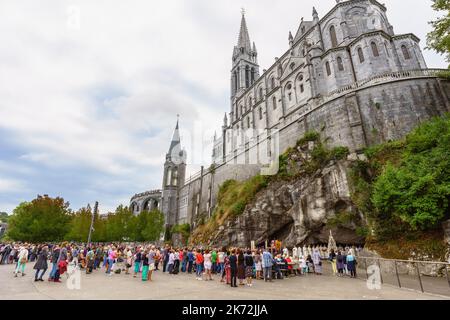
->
[298,74,304,93]
[271,77,275,89]
[330,26,338,48]
[259,107,263,120]
[166,168,172,186]
[251,67,255,83]
[259,87,264,100]
[325,61,331,76]
[247,117,250,128]
[172,169,178,186]
[371,42,379,57]
[273,96,277,109]
[401,45,411,60]
[337,57,344,71]
[240,105,243,116]
[248,97,252,107]
[357,47,365,63]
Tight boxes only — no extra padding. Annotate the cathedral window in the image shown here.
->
[357,47,365,63]
[240,105,243,116]
[325,61,331,76]
[259,107,263,120]
[273,96,277,109]
[337,57,344,71]
[300,84,304,93]
[371,41,379,57]
[401,45,411,60]
[259,87,264,100]
[271,77,275,89]
[247,117,250,128]
[249,97,252,107]
[288,92,292,101]
[166,168,172,186]
[330,26,338,48]
[172,170,178,186]
[251,68,255,83]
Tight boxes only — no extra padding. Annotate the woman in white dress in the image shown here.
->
[203,250,213,280]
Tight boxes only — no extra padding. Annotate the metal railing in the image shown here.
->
[354,256,450,296]
[321,68,448,104]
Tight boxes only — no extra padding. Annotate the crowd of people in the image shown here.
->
[0,242,361,286]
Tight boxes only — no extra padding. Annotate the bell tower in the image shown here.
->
[231,10,260,100]
[161,117,186,237]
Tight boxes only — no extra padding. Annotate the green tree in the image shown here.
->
[140,209,165,241]
[427,0,450,65]
[372,115,450,230]
[66,206,93,242]
[0,212,9,223]
[104,205,135,241]
[7,195,72,242]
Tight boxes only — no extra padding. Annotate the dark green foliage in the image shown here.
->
[7,195,165,242]
[351,114,450,239]
[0,212,9,223]
[134,209,165,242]
[7,196,72,242]
[372,115,450,230]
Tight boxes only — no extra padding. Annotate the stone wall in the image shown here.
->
[179,76,450,234]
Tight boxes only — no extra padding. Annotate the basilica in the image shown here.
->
[130,0,450,239]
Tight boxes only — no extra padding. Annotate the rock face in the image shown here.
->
[208,159,365,248]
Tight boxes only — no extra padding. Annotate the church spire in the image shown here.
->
[237,9,251,52]
[168,116,180,154]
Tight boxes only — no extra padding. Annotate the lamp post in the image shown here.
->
[87,201,98,247]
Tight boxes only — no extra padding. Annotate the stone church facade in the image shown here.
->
[131,0,450,236]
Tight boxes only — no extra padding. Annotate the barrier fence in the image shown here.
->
[352,256,450,296]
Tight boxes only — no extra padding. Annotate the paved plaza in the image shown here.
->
[0,263,448,300]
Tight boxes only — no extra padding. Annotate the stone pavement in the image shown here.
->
[0,263,448,300]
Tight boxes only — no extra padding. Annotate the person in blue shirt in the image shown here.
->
[261,249,273,282]
[187,249,195,274]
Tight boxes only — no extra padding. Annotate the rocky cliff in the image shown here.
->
[193,138,367,248]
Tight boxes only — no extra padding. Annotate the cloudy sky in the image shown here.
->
[0,0,447,214]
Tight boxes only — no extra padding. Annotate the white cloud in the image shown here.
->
[0,178,26,193]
